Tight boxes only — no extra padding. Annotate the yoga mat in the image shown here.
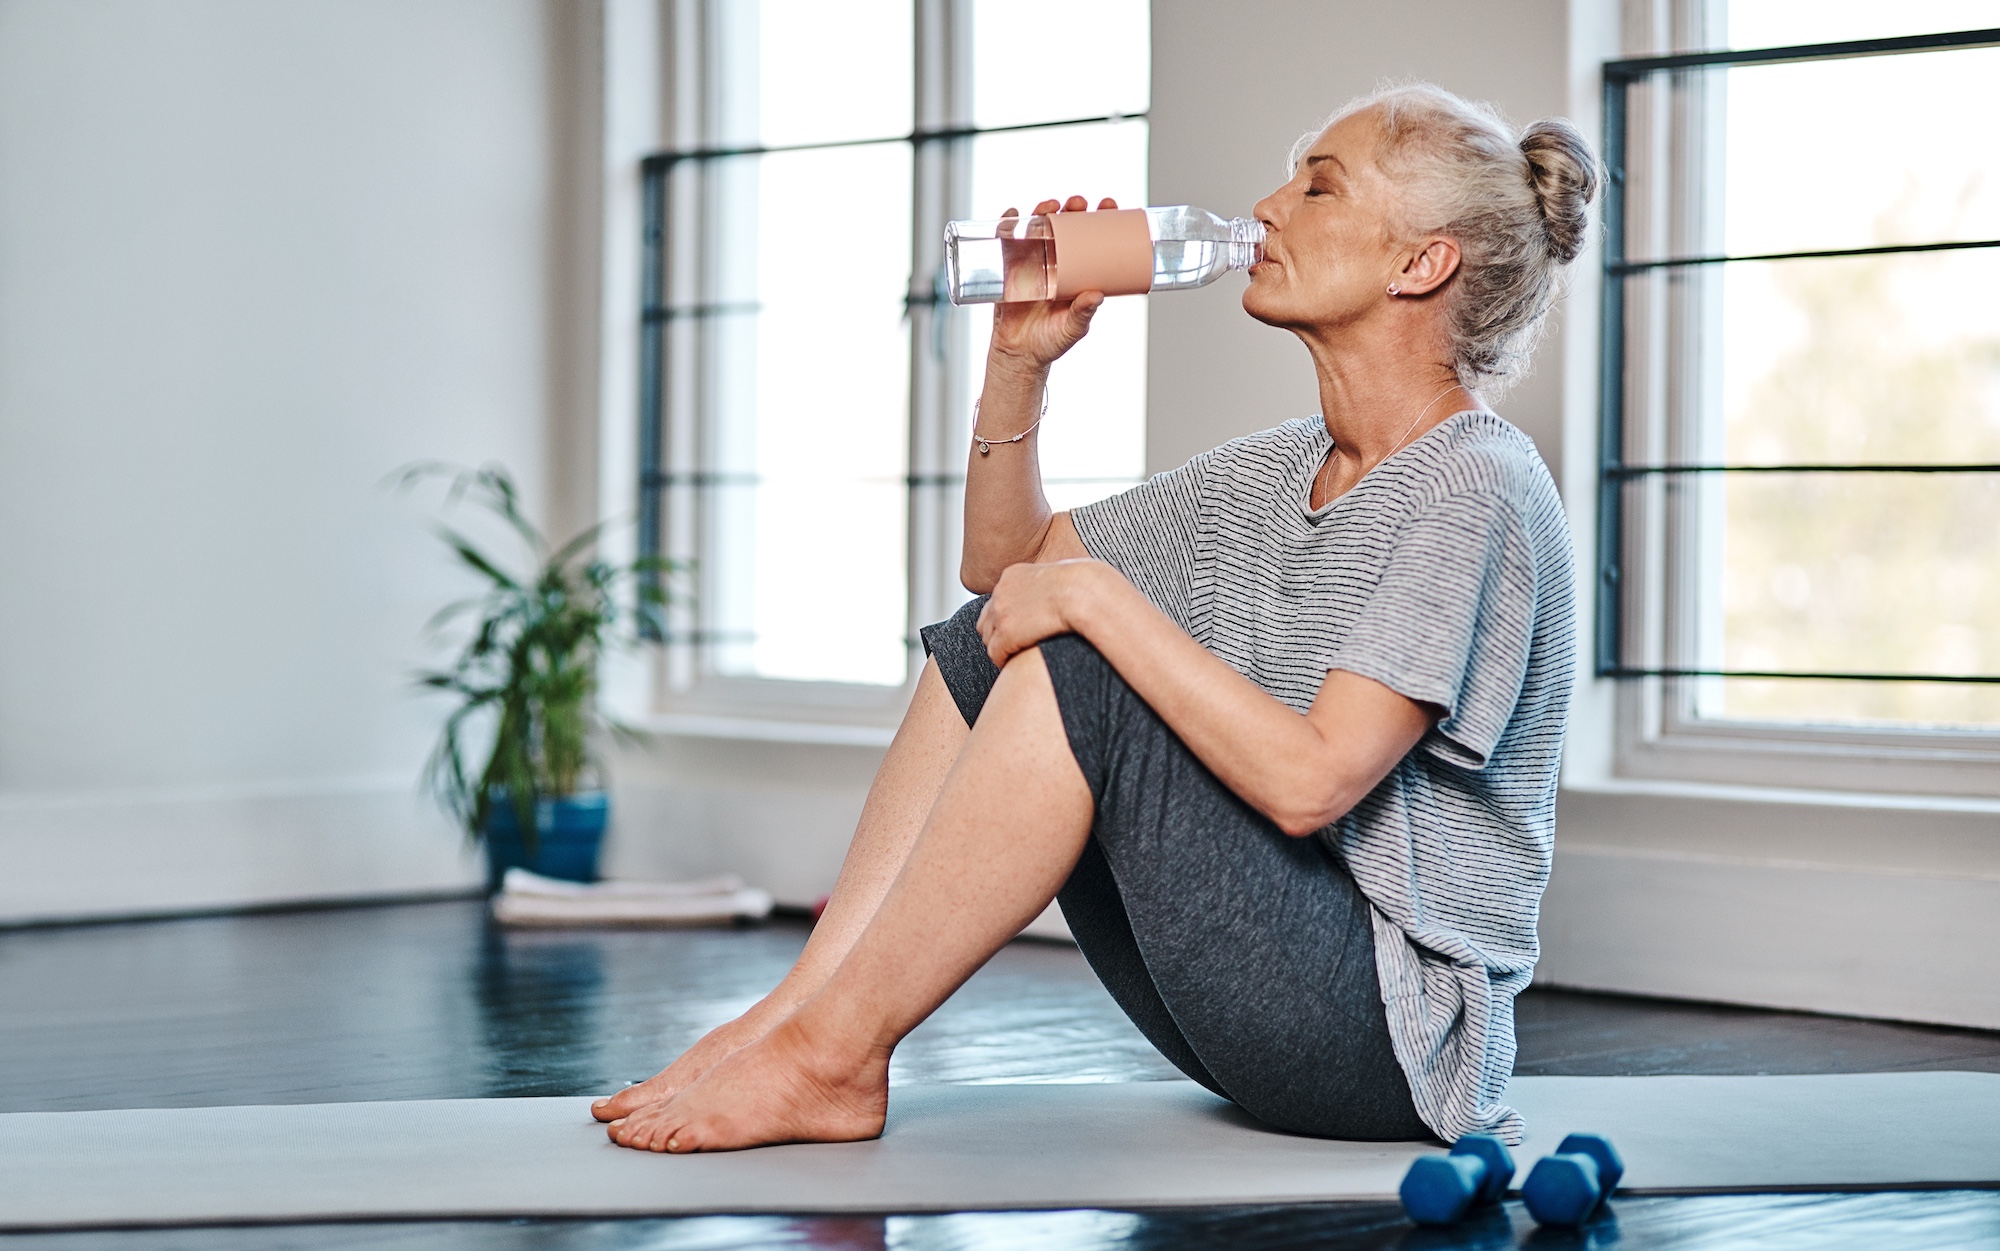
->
[3,1074,1996,1230]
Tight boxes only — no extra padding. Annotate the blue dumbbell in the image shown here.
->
[1398,1133,1516,1226]
[1521,1132,1625,1227]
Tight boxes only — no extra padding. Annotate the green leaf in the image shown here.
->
[400,459,692,842]
[433,526,521,591]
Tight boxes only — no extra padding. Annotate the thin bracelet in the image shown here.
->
[972,386,1049,456]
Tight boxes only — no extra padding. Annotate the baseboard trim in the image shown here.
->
[1538,843,2000,1031]
[0,779,481,926]
[0,887,482,932]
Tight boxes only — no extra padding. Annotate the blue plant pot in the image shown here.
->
[481,791,609,893]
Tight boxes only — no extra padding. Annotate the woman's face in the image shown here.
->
[1243,109,1407,334]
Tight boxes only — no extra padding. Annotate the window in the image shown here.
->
[639,0,1149,713]
[1601,3,2000,793]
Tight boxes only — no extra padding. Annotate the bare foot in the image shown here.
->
[605,1014,888,1153]
[590,994,798,1123]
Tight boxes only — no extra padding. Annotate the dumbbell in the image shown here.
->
[1398,1134,1516,1226]
[1521,1132,1625,1227]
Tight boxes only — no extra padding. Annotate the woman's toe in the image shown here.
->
[595,1088,650,1121]
[614,1105,682,1152]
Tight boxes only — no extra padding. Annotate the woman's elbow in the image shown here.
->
[959,560,998,596]
[1266,782,1365,838]
[1272,810,1341,839]
[1268,802,1339,839]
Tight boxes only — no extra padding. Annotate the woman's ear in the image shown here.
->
[1392,237,1462,296]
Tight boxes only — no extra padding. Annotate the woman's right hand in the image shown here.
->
[985,195,1117,377]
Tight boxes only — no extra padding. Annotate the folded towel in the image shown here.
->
[499,868,750,899]
[492,869,774,928]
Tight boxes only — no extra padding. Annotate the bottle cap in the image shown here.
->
[1049,209,1154,298]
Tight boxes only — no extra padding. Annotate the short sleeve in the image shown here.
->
[1330,490,1538,769]
[1069,450,1213,631]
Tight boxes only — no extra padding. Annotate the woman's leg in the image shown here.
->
[926,597,1230,1097]
[899,600,1412,1135]
[593,656,970,1122]
[606,646,1094,1151]
[1055,835,1227,1097]
[1038,632,1431,1141]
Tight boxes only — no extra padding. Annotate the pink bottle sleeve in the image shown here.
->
[1048,209,1155,298]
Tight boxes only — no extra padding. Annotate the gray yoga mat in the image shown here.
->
[4,1074,1997,1230]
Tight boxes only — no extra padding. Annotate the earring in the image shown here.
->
[1387,283,1401,295]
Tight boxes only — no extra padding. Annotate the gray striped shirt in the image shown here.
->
[1070,410,1575,1143]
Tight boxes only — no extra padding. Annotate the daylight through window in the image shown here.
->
[640,0,1149,695]
[1601,3,2000,733]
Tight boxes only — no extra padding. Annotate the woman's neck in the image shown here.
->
[1301,333,1476,507]
[1310,336,1465,444]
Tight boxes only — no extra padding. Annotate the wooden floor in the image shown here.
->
[3,898,1996,1249]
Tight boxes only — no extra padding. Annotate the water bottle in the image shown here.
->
[944,206,1265,305]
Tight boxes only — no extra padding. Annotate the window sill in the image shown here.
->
[1553,775,2000,905]
[1609,717,2000,800]
[629,712,898,749]
[1562,772,2000,816]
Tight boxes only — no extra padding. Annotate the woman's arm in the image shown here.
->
[977,559,1435,836]
[960,196,1113,593]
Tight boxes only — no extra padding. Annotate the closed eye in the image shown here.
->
[1301,154,1346,199]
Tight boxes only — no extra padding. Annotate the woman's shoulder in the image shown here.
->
[1202,416,1324,456]
[1408,411,1561,519]
[1194,417,1327,479]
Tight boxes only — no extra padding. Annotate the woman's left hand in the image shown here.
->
[976,559,1111,667]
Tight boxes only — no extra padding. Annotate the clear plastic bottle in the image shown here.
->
[944,206,1265,305]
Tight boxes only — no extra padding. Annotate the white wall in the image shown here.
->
[1148,0,1572,479]
[1541,783,2000,1029]
[0,0,598,921]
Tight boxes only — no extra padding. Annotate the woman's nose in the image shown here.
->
[1251,188,1283,230]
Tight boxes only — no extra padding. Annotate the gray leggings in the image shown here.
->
[921,597,1431,1141]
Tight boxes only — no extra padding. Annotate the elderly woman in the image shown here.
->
[595,82,1597,1150]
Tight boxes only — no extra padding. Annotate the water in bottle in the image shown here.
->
[944,206,1265,305]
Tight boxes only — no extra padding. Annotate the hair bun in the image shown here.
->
[1519,118,1600,264]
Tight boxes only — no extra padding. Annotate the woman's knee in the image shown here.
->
[918,596,998,727]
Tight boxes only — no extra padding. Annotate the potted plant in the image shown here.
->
[397,463,670,891]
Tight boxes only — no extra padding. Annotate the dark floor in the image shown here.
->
[3,899,1997,1248]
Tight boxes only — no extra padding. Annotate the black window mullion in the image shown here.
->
[1608,463,2000,477]
[1604,26,2000,77]
[636,159,667,640]
[1595,64,1629,678]
[636,111,1149,173]
[1612,236,2000,275]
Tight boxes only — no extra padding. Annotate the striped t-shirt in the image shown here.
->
[1069,410,1575,1143]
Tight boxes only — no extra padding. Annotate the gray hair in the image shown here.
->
[1292,82,1600,396]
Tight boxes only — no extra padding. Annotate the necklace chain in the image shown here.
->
[1388,383,1464,459]
[1318,383,1467,497]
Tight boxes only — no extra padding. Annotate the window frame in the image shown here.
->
[1599,19,2000,798]
[635,0,1148,724]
